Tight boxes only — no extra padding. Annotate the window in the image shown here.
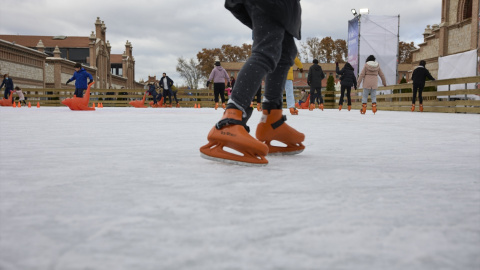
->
[461,0,472,20]
[298,72,302,78]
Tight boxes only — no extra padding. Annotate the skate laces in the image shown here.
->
[216,118,250,133]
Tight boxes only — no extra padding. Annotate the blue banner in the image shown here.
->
[347,17,359,77]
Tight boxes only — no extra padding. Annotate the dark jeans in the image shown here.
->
[310,87,323,104]
[229,4,297,112]
[4,89,12,99]
[163,89,172,104]
[172,91,179,103]
[74,88,85,98]
[252,86,262,103]
[213,83,226,103]
[340,85,352,105]
[412,83,424,104]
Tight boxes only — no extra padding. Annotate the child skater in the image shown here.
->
[411,60,435,112]
[335,62,357,111]
[357,55,387,114]
[14,86,27,106]
[200,0,305,166]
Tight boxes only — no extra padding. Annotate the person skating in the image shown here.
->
[66,63,93,98]
[307,59,325,111]
[208,61,230,110]
[159,73,174,107]
[14,86,27,106]
[1,73,14,101]
[200,0,305,165]
[357,55,387,114]
[286,56,303,115]
[146,82,162,107]
[335,62,357,111]
[411,60,435,112]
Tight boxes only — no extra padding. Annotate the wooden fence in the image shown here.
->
[18,76,480,113]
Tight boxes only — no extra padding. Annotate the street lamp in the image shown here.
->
[359,8,369,14]
[351,9,357,16]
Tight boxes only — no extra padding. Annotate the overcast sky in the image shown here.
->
[1,0,441,85]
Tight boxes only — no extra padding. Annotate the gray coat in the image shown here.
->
[224,0,302,40]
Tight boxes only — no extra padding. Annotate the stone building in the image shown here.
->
[411,0,479,77]
[0,17,142,89]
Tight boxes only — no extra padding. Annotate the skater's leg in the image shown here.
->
[362,88,370,104]
[346,86,352,106]
[285,79,295,109]
[418,85,424,104]
[227,6,287,115]
[213,83,221,103]
[339,86,345,106]
[412,84,418,104]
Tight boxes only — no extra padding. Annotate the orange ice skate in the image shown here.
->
[256,103,305,155]
[200,108,269,166]
[215,102,219,110]
[309,103,315,111]
[339,104,342,111]
[319,103,324,111]
[372,103,377,114]
[348,105,351,111]
[289,107,298,115]
[360,103,367,114]
[419,104,423,112]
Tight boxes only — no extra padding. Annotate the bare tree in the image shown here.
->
[176,57,202,89]
[299,37,321,62]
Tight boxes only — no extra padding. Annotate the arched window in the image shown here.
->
[461,0,473,21]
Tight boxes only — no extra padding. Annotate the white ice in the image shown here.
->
[0,107,479,270]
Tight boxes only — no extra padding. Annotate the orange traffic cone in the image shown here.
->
[194,103,197,108]
[92,102,95,108]
[13,102,16,108]
[18,102,21,108]
[37,102,40,108]
[28,102,31,108]
[100,103,103,108]
[198,104,201,108]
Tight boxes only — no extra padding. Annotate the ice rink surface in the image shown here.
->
[1,107,479,270]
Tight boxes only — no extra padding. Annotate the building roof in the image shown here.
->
[0,35,90,48]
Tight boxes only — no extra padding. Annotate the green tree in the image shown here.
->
[326,75,335,91]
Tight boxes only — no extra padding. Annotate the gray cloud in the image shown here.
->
[1,0,441,85]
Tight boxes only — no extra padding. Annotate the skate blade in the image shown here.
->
[267,148,304,156]
[200,153,267,167]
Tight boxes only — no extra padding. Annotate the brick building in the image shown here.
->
[411,0,479,77]
[0,17,142,89]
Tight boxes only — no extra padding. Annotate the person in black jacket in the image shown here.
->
[411,60,435,112]
[0,73,14,100]
[336,62,357,111]
[159,73,174,106]
[307,59,325,110]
